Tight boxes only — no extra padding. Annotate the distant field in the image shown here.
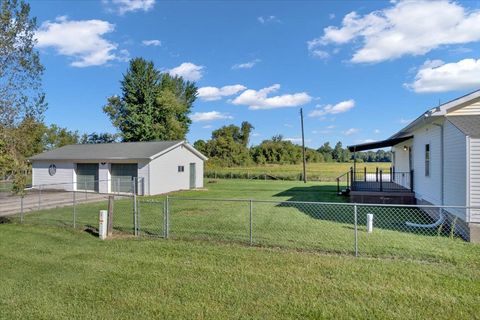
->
[205,162,391,181]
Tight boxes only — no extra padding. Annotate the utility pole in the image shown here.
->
[300,108,307,183]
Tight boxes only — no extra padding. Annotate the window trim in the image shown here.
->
[425,144,430,177]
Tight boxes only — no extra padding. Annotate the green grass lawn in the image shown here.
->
[205,162,391,181]
[12,179,479,262]
[0,223,479,319]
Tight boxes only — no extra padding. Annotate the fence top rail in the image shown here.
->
[167,196,479,210]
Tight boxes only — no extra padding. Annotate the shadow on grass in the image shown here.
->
[273,186,451,238]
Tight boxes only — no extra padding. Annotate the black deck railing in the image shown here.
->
[337,168,414,194]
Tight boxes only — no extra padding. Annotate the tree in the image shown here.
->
[103,58,197,142]
[332,142,343,162]
[43,124,79,150]
[240,121,254,147]
[0,0,46,193]
[80,132,119,144]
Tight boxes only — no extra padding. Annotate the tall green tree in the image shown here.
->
[0,0,46,192]
[103,58,197,142]
[80,132,118,144]
[43,124,79,150]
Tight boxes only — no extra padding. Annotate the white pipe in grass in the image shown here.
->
[367,213,374,233]
[99,210,108,240]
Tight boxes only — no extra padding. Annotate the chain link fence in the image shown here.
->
[1,179,139,235]
[2,184,478,259]
[163,197,477,259]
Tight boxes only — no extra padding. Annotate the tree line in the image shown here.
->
[193,123,391,167]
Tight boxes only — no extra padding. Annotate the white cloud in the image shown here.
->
[399,118,413,124]
[105,0,155,15]
[202,125,212,129]
[284,124,293,128]
[343,128,359,136]
[190,111,233,122]
[231,84,312,110]
[257,15,281,24]
[232,59,261,70]
[168,62,204,81]
[326,125,336,129]
[309,99,355,117]
[36,16,125,67]
[310,50,330,59]
[406,58,480,93]
[197,85,246,101]
[142,39,161,46]
[309,0,480,63]
[284,137,312,144]
[359,139,376,144]
[374,129,380,134]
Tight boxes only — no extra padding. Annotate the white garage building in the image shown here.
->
[29,140,207,195]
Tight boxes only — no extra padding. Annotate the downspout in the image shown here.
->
[433,122,444,205]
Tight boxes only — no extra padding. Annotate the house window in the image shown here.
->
[425,144,430,177]
[178,165,184,173]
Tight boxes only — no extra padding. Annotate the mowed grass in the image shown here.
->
[0,223,479,319]
[13,179,480,262]
[205,162,391,181]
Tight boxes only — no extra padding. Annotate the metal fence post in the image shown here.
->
[163,200,167,238]
[165,196,170,239]
[354,204,358,257]
[249,200,253,245]
[73,190,76,228]
[132,178,137,236]
[20,196,24,223]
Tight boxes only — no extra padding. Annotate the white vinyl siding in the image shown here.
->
[412,123,442,205]
[149,144,204,195]
[448,100,480,116]
[443,120,467,219]
[392,141,412,189]
[469,137,480,223]
[137,161,149,196]
[32,161,75,191]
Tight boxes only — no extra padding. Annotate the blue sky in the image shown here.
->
[31,0,480,148]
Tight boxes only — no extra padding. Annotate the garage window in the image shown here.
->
[178,165,184,172]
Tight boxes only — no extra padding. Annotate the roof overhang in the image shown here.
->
[389,89,480,139]
[348,136,413,152]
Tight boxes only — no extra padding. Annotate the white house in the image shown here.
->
[347,89,480,241]
[29,140,207,196]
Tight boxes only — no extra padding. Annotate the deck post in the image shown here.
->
[410,170,414,191]
[389,167,393,182]
[379,170,383,192]
[350,167,354,189]
[376,167,379,182]
[364,167,367,182]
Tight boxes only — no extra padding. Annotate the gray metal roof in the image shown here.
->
[447,115,480,137]
[30,140,185,161]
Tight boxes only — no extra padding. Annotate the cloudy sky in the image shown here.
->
[31,0,480,148]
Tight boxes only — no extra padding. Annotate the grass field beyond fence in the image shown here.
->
[9,179,477,262]
[205,162,391,181]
